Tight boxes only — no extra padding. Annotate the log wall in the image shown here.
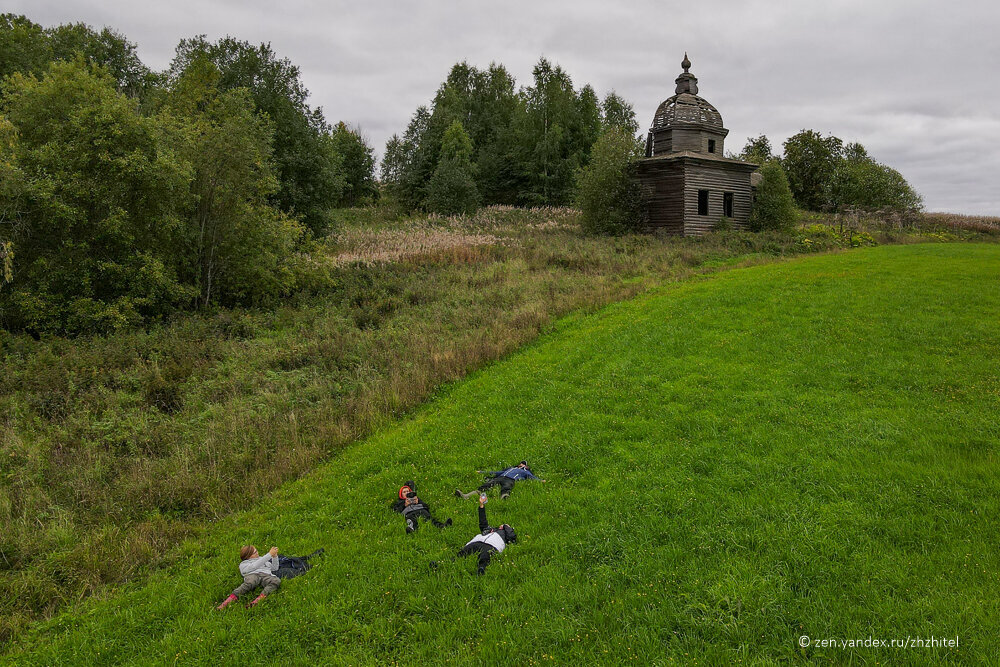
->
[682,163,754,235]
[637,160,684,234]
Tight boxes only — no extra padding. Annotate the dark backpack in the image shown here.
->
[275,555,311,580]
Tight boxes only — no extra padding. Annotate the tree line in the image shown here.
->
[1,13,924,333]
[381,59,640,215]
[0,14,376,334]
[740,131,923,215]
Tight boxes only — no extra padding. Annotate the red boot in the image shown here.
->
[246,592,267,608]
[216,594,237,610]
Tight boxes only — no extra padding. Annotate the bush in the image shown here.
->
[826,157,923,213]
[749,160,797,232]
[575,127,645,234]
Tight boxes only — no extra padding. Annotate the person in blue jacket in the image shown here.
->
[455,461,546,500]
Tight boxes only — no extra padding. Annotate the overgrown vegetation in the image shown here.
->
[5,243,999,664]
[0,15,375,334]
[1,204,997,640]
[748,160,797,231]
[575,128,646,234]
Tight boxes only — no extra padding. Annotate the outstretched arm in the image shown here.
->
[268,547,279,572]
[478,502,489,532]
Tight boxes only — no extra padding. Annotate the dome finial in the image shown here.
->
[675,53,698,95]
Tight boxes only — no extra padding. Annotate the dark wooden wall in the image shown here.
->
[637,160,684,234]
[650,128,727,157]
[682,164,753,235]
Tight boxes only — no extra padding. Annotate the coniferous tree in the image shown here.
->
[425,121,479,215]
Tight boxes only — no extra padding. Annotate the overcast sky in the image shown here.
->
[11,0,1000,214]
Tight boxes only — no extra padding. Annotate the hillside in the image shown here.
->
[12,205,982,638]
[5,243,998,664]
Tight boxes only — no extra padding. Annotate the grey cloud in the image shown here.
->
[10,0,1000,213]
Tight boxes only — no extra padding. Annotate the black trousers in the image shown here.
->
[478,476,516,496]
[404,507,447,533]
[457,542,498,575]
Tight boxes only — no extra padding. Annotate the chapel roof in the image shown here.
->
[650,54,724,130]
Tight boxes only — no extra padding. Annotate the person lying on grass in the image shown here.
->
[392,480,452,534]
[432,495,517,575]
[455,460,546,500]
[215,546,324,610]
[217,545,281,610]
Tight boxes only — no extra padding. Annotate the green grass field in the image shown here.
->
[5,243,998,665]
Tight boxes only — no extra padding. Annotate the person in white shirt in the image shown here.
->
[455,496,517,575]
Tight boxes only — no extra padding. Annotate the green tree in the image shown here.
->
[0,114,24,288]
[385,58,639,211]
[601,91,639,138]
[0,14,50,81]
[425,120,479,216]
[781,129,843,210]
[0,61,191,333]
[471,64,523,205]
[576,127,646,235]
[842,141,869,162]
[169,37,346,235]
[329,122,377,206]
[516,58,591,205]
[748,160,797,232]
[164,53,304,307]
[826,154,923,213]
[0,15,154,99]
[740,134,774,164]
[380,133,406,198]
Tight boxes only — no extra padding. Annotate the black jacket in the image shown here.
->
[476,504,516,545]
[391,496,430,516]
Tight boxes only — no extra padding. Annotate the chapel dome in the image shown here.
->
[649,53,724,130]
[651,93,723,129]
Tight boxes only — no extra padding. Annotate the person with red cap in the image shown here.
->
[392,480,452,533]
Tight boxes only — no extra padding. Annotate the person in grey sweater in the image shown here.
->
[216,545,281,609]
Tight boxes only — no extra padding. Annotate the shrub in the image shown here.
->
[575,127,645,234]
[826,157,923,213]
[749,160,797,232]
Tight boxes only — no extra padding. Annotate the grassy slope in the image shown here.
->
[6,243,999,665]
